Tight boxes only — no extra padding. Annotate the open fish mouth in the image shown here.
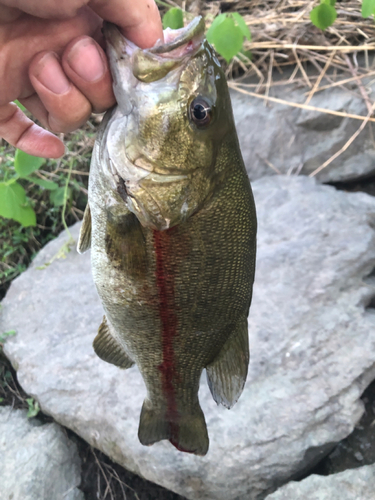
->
[148,16,205,56]
[104,16,206,83]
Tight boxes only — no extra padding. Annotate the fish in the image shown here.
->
[77,16,257,456]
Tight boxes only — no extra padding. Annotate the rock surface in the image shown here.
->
[232,79,375,183]
[265,464,375,500]
[2,176,375,500]
[316,379,375,475]
[0,407,83,500]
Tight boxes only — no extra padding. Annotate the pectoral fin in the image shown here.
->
[93,316,134,369]
[77,203,91,254]
[206,317,249,409]
[105,212,147,279]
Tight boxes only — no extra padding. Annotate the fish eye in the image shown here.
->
[189,97,213,128]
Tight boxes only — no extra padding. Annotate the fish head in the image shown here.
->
[103,17,233,230]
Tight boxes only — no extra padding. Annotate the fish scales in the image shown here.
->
[78,16,257,455]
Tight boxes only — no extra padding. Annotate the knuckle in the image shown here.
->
[48,108,91,134]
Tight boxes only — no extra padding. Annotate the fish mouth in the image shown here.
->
[149,16,205,56]
[104,16,205,83]
[110,160,187,203]
[113,167,189,231]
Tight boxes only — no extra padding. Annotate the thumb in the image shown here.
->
[89,0,163,48]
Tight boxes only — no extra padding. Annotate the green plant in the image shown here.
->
[162,7,184,29]
[206,13,251,63]
[0,121,93,299]
[362,0,375,17]
[0,150,50,227]
[310,0,375,30]
[0,100,80,228]
[161,6,251,63]
[26,397,40,418]
[310,0,337,30]
[0,146,64,227]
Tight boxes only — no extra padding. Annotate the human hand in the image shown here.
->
[0,0,163,158]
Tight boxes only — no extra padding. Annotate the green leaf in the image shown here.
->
[0,182,36,227]
[206,13,227,45]
[0,398,4,403]
[17,206,36,227]
[207,16,244,63]
[27,177,59,190]
[362,0,375,17]
[50,186,71,207]
[322,0,336,6]
[26,398,40,418]
[14,149,45,178]
[231,12,251,41]
[0,182,26,216]
[162,8,184,29]
[310,3,337,30]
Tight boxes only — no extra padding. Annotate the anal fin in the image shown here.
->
[206,316,249,409]
[77,203,91,254]
[93,316,134,369]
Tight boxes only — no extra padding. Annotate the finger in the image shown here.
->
[0,5,22,23]
[62,36,115,113]
[0,102,65,158]
[1,0,89,20]
[89,0,163,48]
[19,93,49,127]
[29,51,92,134]
[0,7,102,105]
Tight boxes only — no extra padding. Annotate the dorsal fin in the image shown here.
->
[77,203,91,254]
[206,317,249,409]
[93,316,134,369]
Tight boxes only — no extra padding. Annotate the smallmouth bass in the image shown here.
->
[78,16,257,456]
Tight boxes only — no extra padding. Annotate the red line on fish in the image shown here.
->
[153,229,180,444]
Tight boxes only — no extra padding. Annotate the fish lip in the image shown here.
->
[149,16,205,56]
[110,160,188,193]
[103,16,205,61]
[130,155,200,177]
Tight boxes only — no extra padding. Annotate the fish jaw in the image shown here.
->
[104,16,205,104]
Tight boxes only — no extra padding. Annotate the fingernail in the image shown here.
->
[67,38,105,82]
[36,53,70,94]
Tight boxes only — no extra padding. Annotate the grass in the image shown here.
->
[0,118,98,300]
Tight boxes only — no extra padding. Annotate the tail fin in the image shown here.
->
[138,401,209,456]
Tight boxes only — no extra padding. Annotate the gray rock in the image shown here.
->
[265,464,375,499]
[0,407,83,500]
[2,176,375,500]
[232,80,375,183]
[319,380,375,475]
